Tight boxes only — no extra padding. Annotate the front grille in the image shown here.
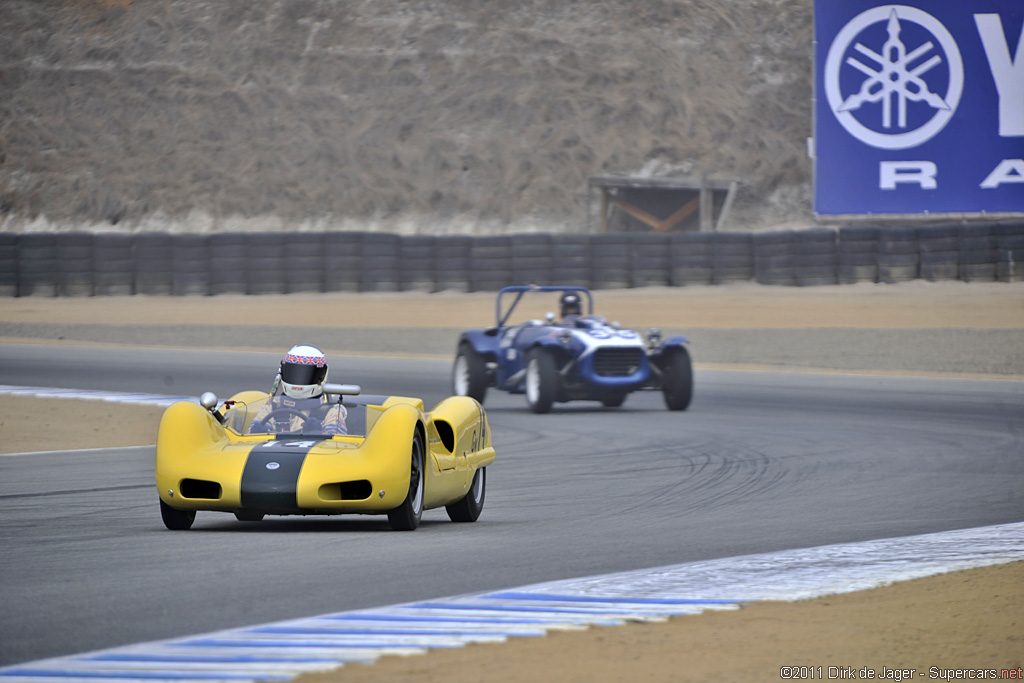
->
[593,348,644,376]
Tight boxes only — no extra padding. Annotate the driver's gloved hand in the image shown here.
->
[303,418,320,432]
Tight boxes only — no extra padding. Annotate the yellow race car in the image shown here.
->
[156,384,494,531]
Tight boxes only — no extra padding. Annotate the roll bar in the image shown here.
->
[496,285,593,328]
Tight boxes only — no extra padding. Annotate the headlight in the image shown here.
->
[647,328,662,347]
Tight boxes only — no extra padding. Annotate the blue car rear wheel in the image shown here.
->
[525,348,558,414]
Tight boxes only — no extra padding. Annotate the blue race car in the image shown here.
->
[452,285,693,413]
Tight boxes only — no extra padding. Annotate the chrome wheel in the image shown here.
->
[409,441,424,515]
[453,355,469,395]
[452,345,488,403]
[388,432,425,530]
[469,466,484,505]
[446,467,486,523]
[525,357,540,404]
[524,349,557,414]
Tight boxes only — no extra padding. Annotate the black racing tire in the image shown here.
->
[160,499,196,531]
[388,431,425,531]
[661,347,694,411]
[234,511,265,522]
[452,344,488,403]
[446,467,486,523]
[601,393,627,408]
[525,348,558,414]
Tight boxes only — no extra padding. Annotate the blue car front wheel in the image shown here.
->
[661,347,694,411]
[453,344,488,404]
[601,393,626,408]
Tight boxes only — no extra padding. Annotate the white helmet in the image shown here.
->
[279,344,328,399]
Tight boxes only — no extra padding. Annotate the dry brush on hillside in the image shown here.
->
[0,0,813,233]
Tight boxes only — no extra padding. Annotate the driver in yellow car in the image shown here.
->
[248,344,348,435]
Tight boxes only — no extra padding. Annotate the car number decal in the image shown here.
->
[586,327,639,340]
[259,440,318,449]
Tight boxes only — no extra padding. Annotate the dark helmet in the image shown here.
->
[559,292,582,318]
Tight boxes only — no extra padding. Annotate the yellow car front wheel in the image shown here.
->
[160,499,196,531]
[234,511,265,522]
[387,432,425,531]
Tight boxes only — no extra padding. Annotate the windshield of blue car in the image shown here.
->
[221,396,368,437]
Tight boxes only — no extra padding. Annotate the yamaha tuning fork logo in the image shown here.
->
[814,1,1024,215]
[825,6,963,150]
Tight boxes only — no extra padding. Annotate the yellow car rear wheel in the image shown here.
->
[446,467,486,523]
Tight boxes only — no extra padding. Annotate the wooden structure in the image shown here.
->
[587,175,738,233]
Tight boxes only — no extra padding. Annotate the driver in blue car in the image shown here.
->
[249,344,348,435]
[559,292,582,320]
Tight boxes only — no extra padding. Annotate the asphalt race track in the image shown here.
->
[1,345,1022,666]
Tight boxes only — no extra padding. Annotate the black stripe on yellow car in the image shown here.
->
[240,440,325,512]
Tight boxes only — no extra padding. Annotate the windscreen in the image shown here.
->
[222,396,368,437]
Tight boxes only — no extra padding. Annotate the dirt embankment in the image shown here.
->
[0,0,812,233]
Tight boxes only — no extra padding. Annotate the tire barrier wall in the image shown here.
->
[2,222,1022,296]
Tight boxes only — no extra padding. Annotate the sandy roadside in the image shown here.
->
[1,281,1022,330]
[4,281,1022,377]
[2,281,1022,679]
[304,561,1023,683]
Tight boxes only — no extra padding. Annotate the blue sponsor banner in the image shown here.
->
[814,1,1024,215]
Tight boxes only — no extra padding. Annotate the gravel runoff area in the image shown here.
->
[1,280,1022,680]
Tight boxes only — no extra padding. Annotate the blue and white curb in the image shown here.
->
[0,385,194,407]
[1,522,1021,683]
